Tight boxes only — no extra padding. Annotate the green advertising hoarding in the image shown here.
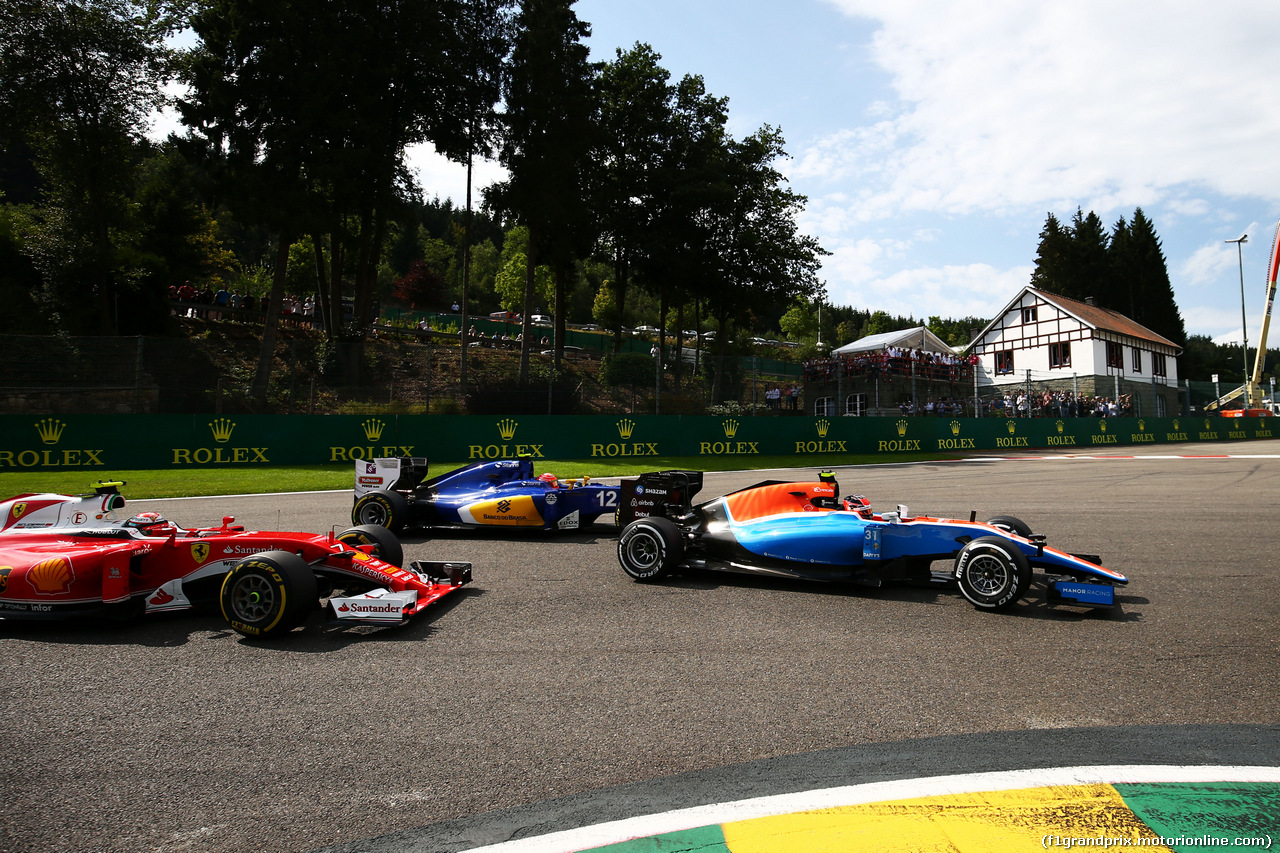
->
[0,413,1273,471]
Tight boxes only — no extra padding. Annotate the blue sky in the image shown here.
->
[408,0,1280,344]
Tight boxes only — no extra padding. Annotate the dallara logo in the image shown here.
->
[36,418,66,444]
[209,418,236,443]
[616,419,635,439]
[0,419,105,469]
[722,419,739,438]
[497,418,519,441]
[815,419,830,438]
[362,418,385,441]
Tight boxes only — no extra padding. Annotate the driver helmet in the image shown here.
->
[537,472,559,489]
[125,511,169,533]
[843,495,872,516]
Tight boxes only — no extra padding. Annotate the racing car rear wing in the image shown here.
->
[617,470,704,526]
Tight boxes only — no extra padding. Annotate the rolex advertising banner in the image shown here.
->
[0,413,1273,471]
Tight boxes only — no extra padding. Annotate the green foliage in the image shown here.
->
[600,352,657,388]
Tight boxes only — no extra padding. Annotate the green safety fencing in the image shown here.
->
[1,413,1274,471]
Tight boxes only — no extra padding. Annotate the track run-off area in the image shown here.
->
[1,441,1278,853]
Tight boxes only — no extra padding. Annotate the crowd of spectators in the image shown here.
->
[803,347,975,383]
[979,389,1133,418]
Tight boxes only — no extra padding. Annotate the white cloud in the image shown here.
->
[825,261,1031,322]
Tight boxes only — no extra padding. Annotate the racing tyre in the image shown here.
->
[337,524,404,567]
[954,536,1032,611]
[986,515,1032,537]
[219,551,318,638]
[352,490,408,533]
[617,516,684,581]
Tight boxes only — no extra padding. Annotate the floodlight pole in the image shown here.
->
[1226,234,1249,408]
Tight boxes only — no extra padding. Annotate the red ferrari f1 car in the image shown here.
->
[0,482,471,637]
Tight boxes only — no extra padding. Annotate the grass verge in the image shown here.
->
[0,452,957,500]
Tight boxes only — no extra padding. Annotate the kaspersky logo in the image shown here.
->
[795,418,845,454]
[175,417,271,465]
[592,418,658,458]
[936,420,974,451]
[330,419,415,462]
[701,418,757,456]
[0,419,105,469]
[469,418,544,460]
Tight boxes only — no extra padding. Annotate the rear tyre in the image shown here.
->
[352,490,408,533]
[219,551,318,638]
[617,517,684,581]
[986,514,1032,537]
[337,524,404,567]
[954,536,1032,611]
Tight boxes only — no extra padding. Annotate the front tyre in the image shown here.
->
[617,517,684,581]
[954,536,1031,611]
[352,490,409,534]
[219,551,318,638]
[337,524,404,567]
[986,515,1032,537]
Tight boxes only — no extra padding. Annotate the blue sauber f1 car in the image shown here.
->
[353,457,620,534]
[615,470,1128,612]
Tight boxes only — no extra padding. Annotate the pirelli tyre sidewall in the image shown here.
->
[986,514,1033,537]
[617,516,683,581]
[352,490,408,533]
[219,551,318,638]
[954,536,1032,611]
[337,524,404,568]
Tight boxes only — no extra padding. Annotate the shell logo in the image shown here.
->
[27,557,75,595]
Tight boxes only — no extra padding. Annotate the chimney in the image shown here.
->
[1085,296,1095,305]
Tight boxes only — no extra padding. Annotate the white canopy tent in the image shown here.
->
[831,326,954,355]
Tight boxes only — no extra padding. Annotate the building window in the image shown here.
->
[1155,395,1167,417]
[1049,342,1071,368]
[1106,341,1124,369]
[1131,348,1142,373]
[814,396,834,416]
[845,393,867,416]
[1153,353,1167,377]
[995,350,1014,374]
[1021,306,1037,324]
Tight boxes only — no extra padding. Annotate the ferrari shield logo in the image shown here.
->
[191,543,211,564]
[12,502,27,520]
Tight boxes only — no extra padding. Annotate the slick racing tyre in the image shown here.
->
[954,536,1032,611]
[617,516,684,581]
[219,551,318,638]
[352,490,408,533]
[986,515,1033,537]
[337,524,404,567]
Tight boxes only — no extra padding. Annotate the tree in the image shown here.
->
[0,0,183,333]
[487,0,597,381]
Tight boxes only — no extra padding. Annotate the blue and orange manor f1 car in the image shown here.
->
[615,471,1128,611]
[352,457,620,534]
[0,482,471,637]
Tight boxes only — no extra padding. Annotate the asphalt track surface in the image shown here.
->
[2,441,1279,853]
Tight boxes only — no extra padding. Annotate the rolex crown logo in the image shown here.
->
[815,419,830,437]
[362,418,385,442]
[949,420,961,436]
[1138,419,1146,432]
[895,419,908,437]
[1204,419,1211,431]
[1173,419,1180,431]
[1055,419,1065,433]
[1006,420,1017,434]
[616,418,635,439]
[35,418,66,445]
[1100,420,1107,432]
[209,418,236,443]
[722,418,739,438]
[497,418,519,441]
